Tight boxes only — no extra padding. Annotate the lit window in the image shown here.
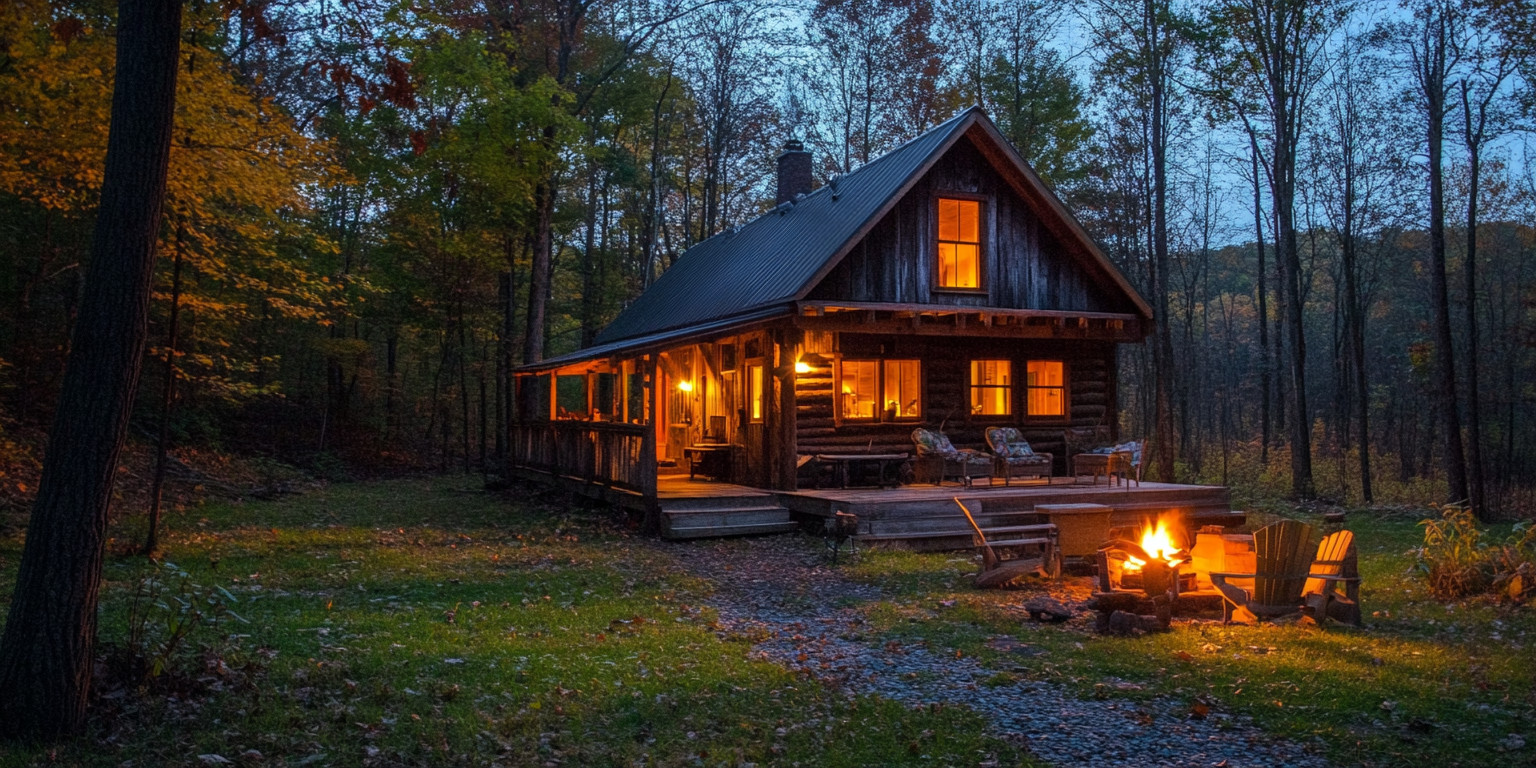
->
[969,360,1011,416]
[749,364,764,422]
[840,361,878,420]
[1027,360,1066,417]
[937,198,981,289]
[841,359,921,421]
[883,360,921,420]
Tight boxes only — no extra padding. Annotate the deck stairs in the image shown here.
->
[658,493,798,540]
[852,499,1041,551]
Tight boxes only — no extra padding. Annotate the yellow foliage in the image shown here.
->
[1,2,349,402]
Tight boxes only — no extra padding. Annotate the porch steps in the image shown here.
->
[660,499,798,540]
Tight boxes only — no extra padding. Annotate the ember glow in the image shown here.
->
[1124,517,1184,572]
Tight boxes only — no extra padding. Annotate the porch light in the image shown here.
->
[794,361,812,374]
[676,380,693,393]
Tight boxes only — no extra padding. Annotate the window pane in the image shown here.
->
[840,360,878,420]
[749,364,763,422]
[883,360,921,419]
[955,243,978,288]
[937,242,956,286]
[969,360,1011,416]
[1026,360,1065,417]
[938,198,959,241]
[958,200,979,242]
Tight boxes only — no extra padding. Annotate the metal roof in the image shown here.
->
[519,106,1152,373]
[591,108,978,347]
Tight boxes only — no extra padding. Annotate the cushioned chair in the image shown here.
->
[911,428,993,487]
[983,427,1053,486]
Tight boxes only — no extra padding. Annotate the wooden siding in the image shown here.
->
[793,333,1118,475]
[807,138,1130,314]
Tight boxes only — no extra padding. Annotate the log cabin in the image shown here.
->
[509,107,1230,540]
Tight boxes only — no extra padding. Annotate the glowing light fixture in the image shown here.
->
[794,361,812,374]
[676,380,694,393]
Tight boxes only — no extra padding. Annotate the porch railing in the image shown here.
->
[509,421,656,497]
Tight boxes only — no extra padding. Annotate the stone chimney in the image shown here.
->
[776,139,813,205]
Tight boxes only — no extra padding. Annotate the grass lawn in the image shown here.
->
[0,478,1032,768]
[0,479,1531,767]
[839,510,1536,767]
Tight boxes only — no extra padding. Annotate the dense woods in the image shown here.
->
[2,0,1534,519]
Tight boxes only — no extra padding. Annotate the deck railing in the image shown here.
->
[509,421,656,497]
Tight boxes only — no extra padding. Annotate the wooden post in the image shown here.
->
[773,328,800,490]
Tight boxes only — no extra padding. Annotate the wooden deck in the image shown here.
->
[511,465,1234,544]
[651,474,1234,546]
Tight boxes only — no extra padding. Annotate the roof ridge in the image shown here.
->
[674,108,977,261]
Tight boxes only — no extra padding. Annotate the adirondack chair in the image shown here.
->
[1301,530,1362,627]
[1209,520,1314,624]
[955,498,1060,587]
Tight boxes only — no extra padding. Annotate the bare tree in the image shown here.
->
[1385,0,1470,505]
[1085,0,1187,482]
[1200,0,1348,498]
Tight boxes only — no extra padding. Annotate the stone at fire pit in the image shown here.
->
[1101,610,1168,636]
[1023,596,1074,623]
[1089,592,1173,635]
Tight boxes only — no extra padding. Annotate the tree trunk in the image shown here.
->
[145,222,186,556]
[1462,108,1486,518]
[1250,139,1270,466]
[0,0,182,740]
[523,169,555,364]
[1424,21,1468,504]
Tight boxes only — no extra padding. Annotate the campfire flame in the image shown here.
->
[1123,517,1183,572]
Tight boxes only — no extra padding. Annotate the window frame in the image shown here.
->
[967,358,1014,420]
[835,357,923,425]
[933,192,988,294]
[1024,358,1071,422]
[747,362,765,424]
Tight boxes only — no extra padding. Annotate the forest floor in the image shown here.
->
[0,477,1531,767]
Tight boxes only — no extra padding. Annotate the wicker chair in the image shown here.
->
[910,428,993,487]
[983,427,1053,486]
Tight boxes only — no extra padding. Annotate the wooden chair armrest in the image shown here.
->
[1207,571,1256,579]
[1306,574,1361,583]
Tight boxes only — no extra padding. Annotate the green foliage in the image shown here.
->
[1417,505,1534,602]
[117,560,247,684]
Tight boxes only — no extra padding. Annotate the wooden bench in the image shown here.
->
[813,452,909,488]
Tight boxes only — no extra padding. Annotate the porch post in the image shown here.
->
[772,328,799,490]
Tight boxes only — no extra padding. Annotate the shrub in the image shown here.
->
[1417,505,1534,603]
[109,560,247,685]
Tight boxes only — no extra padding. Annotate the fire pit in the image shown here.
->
[1097,517,1195,597]
[1089,516,1194,635]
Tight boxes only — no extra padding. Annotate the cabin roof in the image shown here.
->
[525,106,1150,372]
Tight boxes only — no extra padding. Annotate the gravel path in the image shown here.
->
[665,535,1331,768]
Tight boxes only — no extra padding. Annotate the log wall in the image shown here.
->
[808,138,1133,315]
[793,333,1118,475]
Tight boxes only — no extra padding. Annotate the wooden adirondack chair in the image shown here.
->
[1209,520,1314,624]
[954,498,1060,587]
[1301,530,1362,627]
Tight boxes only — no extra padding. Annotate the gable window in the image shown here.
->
[1026,360,1066,418]
[969,360,1011,416]
[840,359,922,421]
[937,198,982,289]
